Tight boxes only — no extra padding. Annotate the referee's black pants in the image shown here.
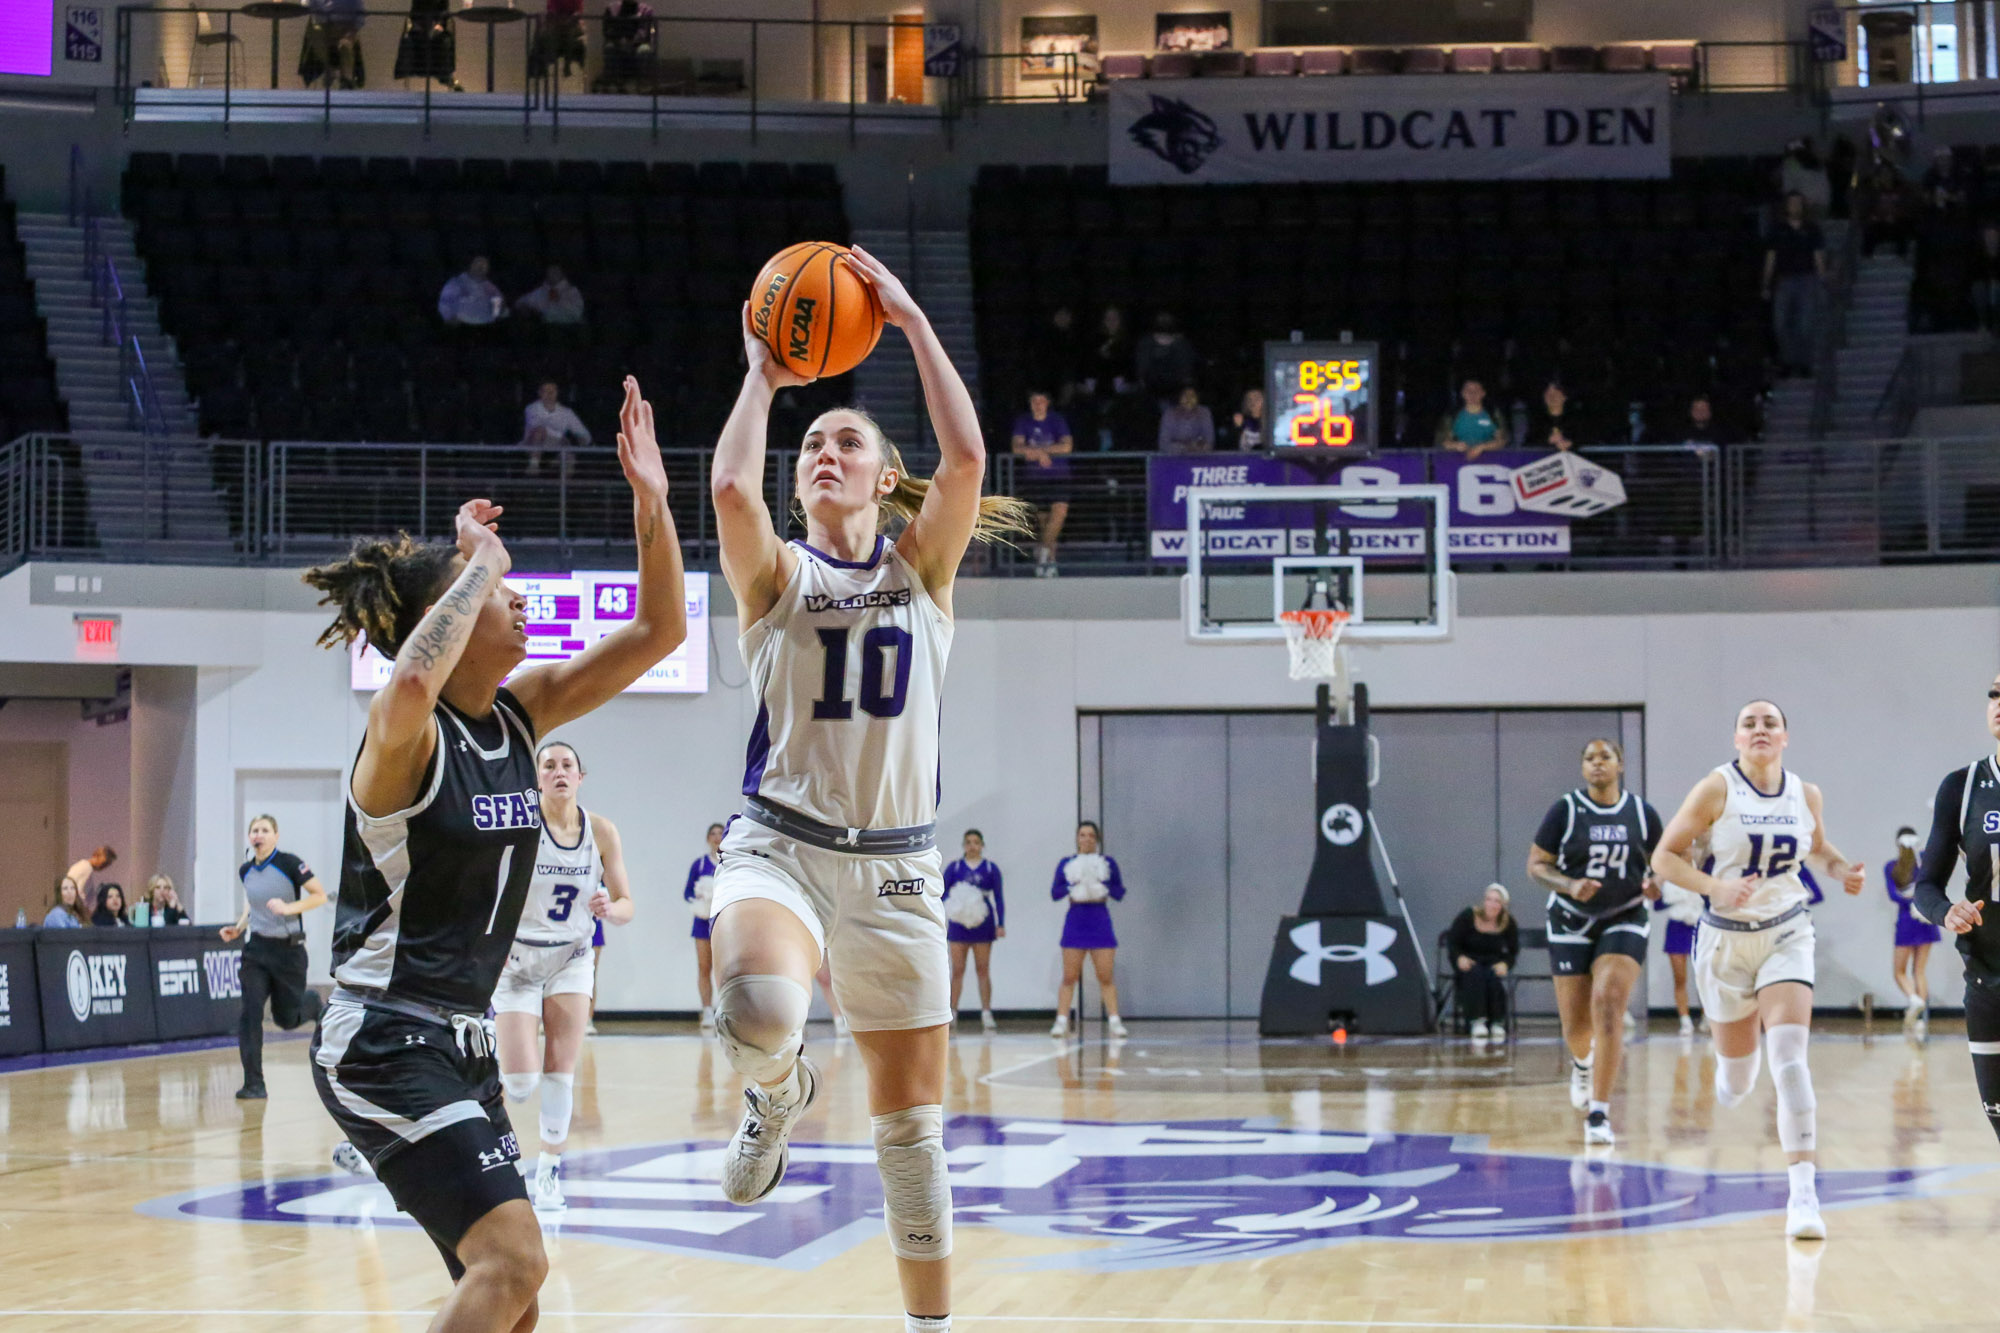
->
[239,934,320,1091]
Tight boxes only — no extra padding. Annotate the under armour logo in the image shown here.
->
[478,1148,508,1170]
[1288,919,1399,987]
[402,1033,425,1046]
[1985,1101,2000,1117]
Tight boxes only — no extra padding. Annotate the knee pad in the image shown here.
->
[502,1071,540,1104]
[715,974,810,1084]
[872,1104,951,1261]
[538,1071,575,1146]
[1714,1048,1761,1108]
[1765,1024,1816,1153]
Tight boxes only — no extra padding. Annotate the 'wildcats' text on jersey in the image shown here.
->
[739,536,951,831]
[1707,761,1817,923]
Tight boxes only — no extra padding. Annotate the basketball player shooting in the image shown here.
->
[703,246,1031,1333]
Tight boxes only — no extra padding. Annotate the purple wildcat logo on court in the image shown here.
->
[144,1117,1978,1272]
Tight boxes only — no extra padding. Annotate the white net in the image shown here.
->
[1279,610,1351,681]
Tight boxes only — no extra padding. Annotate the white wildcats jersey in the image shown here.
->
[517,808,602,944]
[1707,762,1816,923]
[740,536,952,831]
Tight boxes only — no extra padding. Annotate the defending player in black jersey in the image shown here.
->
[301,377,684,1333]
[1915,671,2000,1146]
[1527,738,1664,1147]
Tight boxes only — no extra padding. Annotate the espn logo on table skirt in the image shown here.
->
[66,949,129,1022]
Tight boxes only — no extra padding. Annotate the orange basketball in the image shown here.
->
[748,242,885,379]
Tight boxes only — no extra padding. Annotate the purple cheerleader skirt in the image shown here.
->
[947,919,998,945]
[592,919,606,948]
[1895,913,1941,948]
[1663,919,1698,956]
[691,915,712,940]
[1060,901,1117,951]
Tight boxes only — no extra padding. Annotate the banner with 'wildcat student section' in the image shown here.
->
[1108,72,1671,185]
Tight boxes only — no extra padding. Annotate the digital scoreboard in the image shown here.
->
[1265,341,1379,459]
[352,570,711,695]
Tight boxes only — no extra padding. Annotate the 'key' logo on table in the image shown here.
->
[67,950,127,1022]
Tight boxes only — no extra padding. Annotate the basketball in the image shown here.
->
[748,241,884,379]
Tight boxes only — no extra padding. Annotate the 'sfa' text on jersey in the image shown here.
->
[472,791,542,830]
[1587,824,1630,842]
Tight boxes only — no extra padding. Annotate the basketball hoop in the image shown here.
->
[1279,609,1351,682]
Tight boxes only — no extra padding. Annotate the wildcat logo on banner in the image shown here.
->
[151,1116,1979,1270]
[1150,453,1571,560]
[1111,73,1670,185]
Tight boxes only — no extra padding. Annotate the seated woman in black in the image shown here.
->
[1449,883,1519,1041]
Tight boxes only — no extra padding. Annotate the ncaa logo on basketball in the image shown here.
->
[788,297,818,362]
[1320,803,1363,845]
[152,1116,1980,1271]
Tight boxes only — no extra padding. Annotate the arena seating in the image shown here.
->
[972,159,1778,446]
[120,152,850,447]
[0,169,67,441]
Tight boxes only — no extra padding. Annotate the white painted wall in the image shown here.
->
[2,561,1992,1014]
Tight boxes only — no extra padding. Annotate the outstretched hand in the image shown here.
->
[845,244,922,329]
[616,376,669,498]
[741,302,813,390]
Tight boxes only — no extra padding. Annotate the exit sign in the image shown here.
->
[74,613,120,657]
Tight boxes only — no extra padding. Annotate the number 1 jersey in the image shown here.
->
[518,807,602,945]
[739,536,952,832]
[1707,761,1817,923]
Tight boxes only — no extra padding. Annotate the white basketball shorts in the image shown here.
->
[710,816,949,1033]
[491,938,596,1014]
[1693,915,1815,1025]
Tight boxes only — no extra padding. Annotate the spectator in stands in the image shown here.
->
[144,875,190,927]
[1134,311,1198,409]
[597,0,656,92]
[522,380,592,476]
[1221,387,1264,449]
[1081,305,1135,450]
[515,264,586,327]
[1779,139,1831,218]
[65,845,116,904]
[1913,184,1977,332]
[1650,394,1735,447]
[91,883,129,928]
[1435,378,1507,460]
[530,0,587,80]
[300,0,365,89]
[1972,223,2000,333]
[1157,385,1215,454]
[1450,883,1519,1041]
[392,0,457,87]
[1827,133,1859,219]
[1861,161,1916,260]
[1524,379,1587,451]
[1763,192,1826,379]
[43,877,86,929]
[1033,306,1083,407]
[437,256,506,330]
[1920,146,1971,211]
[1011,390,1074,577]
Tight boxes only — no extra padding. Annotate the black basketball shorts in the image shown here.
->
[1546,895,1651,976]
[310,998,526,1277]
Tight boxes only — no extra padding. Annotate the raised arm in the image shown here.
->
[590,813,635,926]
[1801,783,1867,895]
[846,246,986,611]
[712,305,808,625]
[510,378,685,733]
[1651,771,1735,905]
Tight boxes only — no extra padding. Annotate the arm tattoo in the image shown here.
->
[405,612,454,671]
[441,562,490,617]
[639,513,658,548]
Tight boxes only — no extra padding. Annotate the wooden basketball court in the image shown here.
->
[1,1018,1994,1331]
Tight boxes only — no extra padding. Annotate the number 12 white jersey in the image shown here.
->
[517,808,602,944]
[739,537,952,832]
[1707,762,1816,923]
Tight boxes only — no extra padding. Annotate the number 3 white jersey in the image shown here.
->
[517,809,602,944]
[1707,762,1816,923]
[740,536,952,831]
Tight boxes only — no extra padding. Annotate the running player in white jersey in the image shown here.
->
[494,739,633,1213]
[1652,700,1865,1240]
[705,247,1032,1333]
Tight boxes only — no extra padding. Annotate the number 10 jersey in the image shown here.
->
[739,537,952,832]
[518,808,602,945]
[1706,761,1817,924]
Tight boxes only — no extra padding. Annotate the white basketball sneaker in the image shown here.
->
[1049,1013,1069,1038]
[331,1141,372,1177]
[1107,1015,1129,1038]
[1470,1018,1490,1041]
[1678,1014,1695,1039]
[533,1159,567,1213]
[1569,1059,1593,1111]
[1785,1189,1826,1240]
[981,1010,998,1033]
[720,1055,820,1205]
[1584,1109,1615,1146]
[699,1006,717,1036]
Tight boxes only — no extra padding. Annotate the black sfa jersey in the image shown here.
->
[333,687,543,1014]
[1915,755,2000,990]
[1533,788,1664,917]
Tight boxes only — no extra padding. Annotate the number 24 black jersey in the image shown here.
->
[1533,788,1663,917]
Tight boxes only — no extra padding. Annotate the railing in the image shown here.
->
[113,6,956,138]
[1807,208,1866,440]
[84,212,170,438]
[960,50,1089,106]
[1723,437,2000,563]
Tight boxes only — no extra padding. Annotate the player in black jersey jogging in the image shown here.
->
[301,377,684,1333]
[1527,738,1664,1147]
[1915,671,2000,1145]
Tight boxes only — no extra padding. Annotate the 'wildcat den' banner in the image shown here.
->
[1108,72,1670,185]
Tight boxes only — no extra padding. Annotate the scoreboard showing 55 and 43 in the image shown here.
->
[1266,341,1378,458]
[352,570,711,694]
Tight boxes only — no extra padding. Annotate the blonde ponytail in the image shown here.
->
[801,407,1037,544]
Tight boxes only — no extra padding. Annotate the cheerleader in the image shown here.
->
[686,822,724,1034]
[1885,825,1939,1026]
[1050,821,1126,1038]
[1653,882,1704,1038]
[942,829,1005,1032]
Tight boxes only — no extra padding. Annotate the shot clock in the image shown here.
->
[1265,341,1379,460]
